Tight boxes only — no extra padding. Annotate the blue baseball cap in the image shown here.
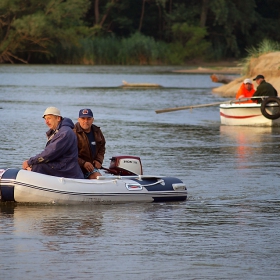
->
[79,109,93,118]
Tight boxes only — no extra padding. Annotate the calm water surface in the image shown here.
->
[0,65,280,279]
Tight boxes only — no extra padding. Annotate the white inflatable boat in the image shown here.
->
[0,156,187,204]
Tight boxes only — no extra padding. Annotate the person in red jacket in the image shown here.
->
[235,78,256,103]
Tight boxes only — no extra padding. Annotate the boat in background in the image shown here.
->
[220,97,280,126]
[0,156,187,204]
[121,80,162,88]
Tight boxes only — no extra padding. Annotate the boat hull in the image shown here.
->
[219,103,280,126]
[0,169,187,204]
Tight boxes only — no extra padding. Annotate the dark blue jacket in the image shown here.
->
[28,117,84,179]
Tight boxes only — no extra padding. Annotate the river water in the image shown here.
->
[0,65,280,279]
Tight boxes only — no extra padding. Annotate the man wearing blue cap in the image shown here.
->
[73,109,106,179]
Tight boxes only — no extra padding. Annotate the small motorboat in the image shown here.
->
[0,156,187,204]
[220,97,280,126]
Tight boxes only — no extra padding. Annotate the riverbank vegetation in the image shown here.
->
[240,39,280,75]
[1,0,280,65]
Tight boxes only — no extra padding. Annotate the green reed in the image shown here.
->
[51,32,210,65]
[239,39,280,75]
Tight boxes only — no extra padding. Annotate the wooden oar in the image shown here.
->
[155,98,252,114]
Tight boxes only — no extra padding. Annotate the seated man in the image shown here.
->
[235,78,255,103]
[73,109,106,179]
[22,107,84,179]
[252,74,278,97]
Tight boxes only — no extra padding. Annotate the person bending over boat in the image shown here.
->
[235,78,255,103]
[22,107,84,179]
[252,74,278,97]
[73,108,106,179]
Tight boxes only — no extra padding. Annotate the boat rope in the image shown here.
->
[140,179,164,187]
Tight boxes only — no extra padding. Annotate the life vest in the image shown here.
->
[235,83,256,103]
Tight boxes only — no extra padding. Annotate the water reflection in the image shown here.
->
[219,126,275,169]
[40,210,104,238]
[0,203,16,215]
[3,205,104,236]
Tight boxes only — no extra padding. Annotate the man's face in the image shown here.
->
[255,78,262,85]
[44,115,61,130]
[78,117,94,132]
[244,83,253,90]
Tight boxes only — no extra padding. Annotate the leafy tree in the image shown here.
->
[0,0,90,63]
[1,0,280,63]
[168,23,210,64]
[206,0,258,58]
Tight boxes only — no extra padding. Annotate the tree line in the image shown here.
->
[1,0,280,64]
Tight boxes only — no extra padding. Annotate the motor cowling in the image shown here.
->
[108,156,143,176]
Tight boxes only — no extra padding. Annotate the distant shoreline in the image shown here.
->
[172,66,242,74]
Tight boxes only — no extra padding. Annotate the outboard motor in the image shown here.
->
[107,156,143,176]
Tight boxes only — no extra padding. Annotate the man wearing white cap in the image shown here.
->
[22,107,84,179]
[235,78,255,103]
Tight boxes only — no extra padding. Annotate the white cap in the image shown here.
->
[43,107,62,118]
[243,78,253,84]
